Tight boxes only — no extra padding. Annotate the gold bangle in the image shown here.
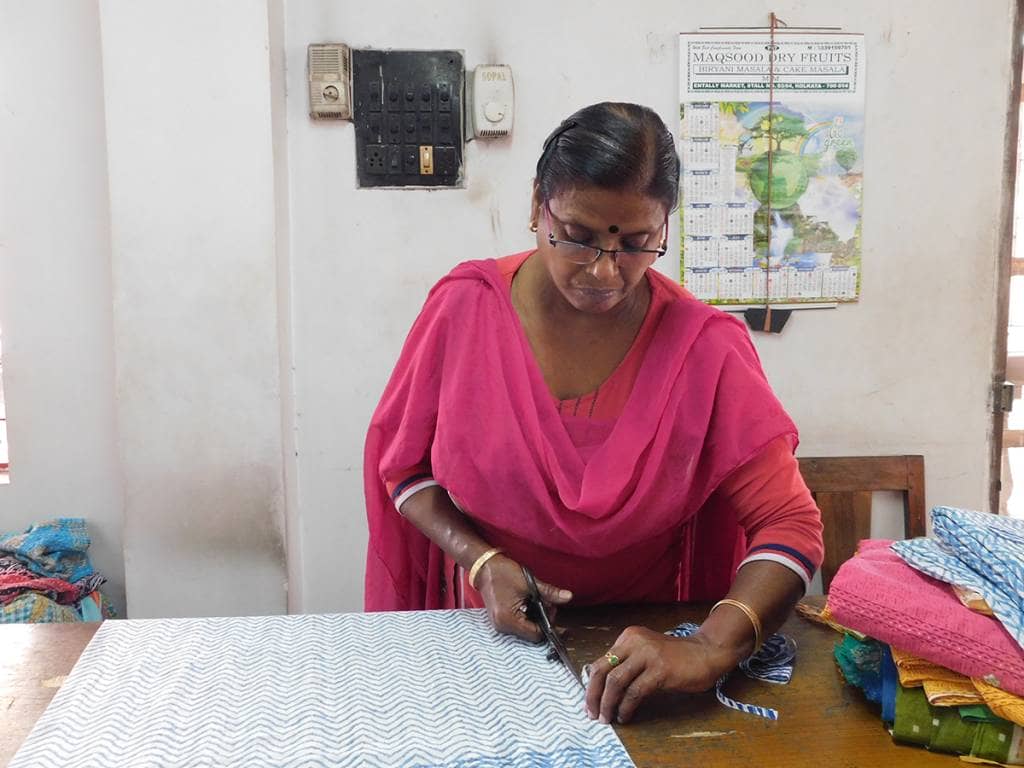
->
[468,547,504,589]
[710,598,763,653]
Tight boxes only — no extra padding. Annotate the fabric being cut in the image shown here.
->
[892,506,1024,650]
[9,609,634,768]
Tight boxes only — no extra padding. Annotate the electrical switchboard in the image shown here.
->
[352,49,464,188]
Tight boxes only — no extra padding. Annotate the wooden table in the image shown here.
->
[1,605,952,767]
[560,603,951,766]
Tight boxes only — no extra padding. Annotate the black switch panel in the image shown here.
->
[352,49,463,188]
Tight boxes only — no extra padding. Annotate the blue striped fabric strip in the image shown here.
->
[665,622,796,720]
[714,687,780,721]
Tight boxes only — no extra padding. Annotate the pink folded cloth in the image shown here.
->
[828,539,1024,696]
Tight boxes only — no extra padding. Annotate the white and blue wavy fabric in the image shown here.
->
[892,505,1024,650]
[9,609,634,768]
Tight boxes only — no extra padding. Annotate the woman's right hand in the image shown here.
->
[475,555,573,642]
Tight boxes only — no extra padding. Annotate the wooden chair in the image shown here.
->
[797,455,926,592]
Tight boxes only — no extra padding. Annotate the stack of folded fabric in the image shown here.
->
[817,507,1024,766]
[0,518,115,623]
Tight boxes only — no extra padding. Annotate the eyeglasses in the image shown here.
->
[544,204,668,266]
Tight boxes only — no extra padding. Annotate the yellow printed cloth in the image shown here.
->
[975,679,1024,728]
[923,677,985,707]
[893,647,974,688]
[795,599,866,640]
[954,585,995,617]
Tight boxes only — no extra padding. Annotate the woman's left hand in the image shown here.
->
[584,625,738,724]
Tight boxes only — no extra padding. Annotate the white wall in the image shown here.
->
[99,0,288,617]
[0,0,289,619]
[0,1,126,612]
[758,6,1011,531]
[283,0,1017,612]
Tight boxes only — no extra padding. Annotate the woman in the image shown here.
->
[365,102,823,726]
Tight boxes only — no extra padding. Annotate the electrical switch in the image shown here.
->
[419,146,434,175]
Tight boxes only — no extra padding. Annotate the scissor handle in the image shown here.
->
[520,565,542,601]
[520,566,554,633]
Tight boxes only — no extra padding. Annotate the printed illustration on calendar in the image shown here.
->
[679,32,865,305]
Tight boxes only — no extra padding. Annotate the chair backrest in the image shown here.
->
[797,455,926,592]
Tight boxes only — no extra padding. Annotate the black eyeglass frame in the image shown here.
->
[543,204,669,265]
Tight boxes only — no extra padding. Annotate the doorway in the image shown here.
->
[998,36,1024,517]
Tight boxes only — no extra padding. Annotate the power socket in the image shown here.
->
[365,145,386,175]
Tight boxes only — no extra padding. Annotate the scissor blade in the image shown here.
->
[520,566,584,689]
[543,625,584,688]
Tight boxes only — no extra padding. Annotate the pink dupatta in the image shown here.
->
[364,257,796,610]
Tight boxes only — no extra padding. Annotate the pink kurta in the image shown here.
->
[365,255,815,610]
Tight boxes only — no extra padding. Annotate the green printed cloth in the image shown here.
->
[972,720,1024,765]
[893,683,1024,763]
[930,704,978,754]
[960,705,1002,723]
[894,684,941,748]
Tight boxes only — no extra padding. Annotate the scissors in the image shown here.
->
[521,565,584,689]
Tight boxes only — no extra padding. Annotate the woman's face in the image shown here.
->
[530,185,668,315]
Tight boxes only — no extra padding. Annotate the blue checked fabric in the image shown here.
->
[892,506,1024,650]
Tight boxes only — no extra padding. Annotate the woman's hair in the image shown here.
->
[535,102,680,213]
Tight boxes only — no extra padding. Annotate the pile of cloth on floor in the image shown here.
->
[0,518,115,623]
[802,506,1024,766]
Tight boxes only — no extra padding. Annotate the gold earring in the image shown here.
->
[529,222,538,233]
